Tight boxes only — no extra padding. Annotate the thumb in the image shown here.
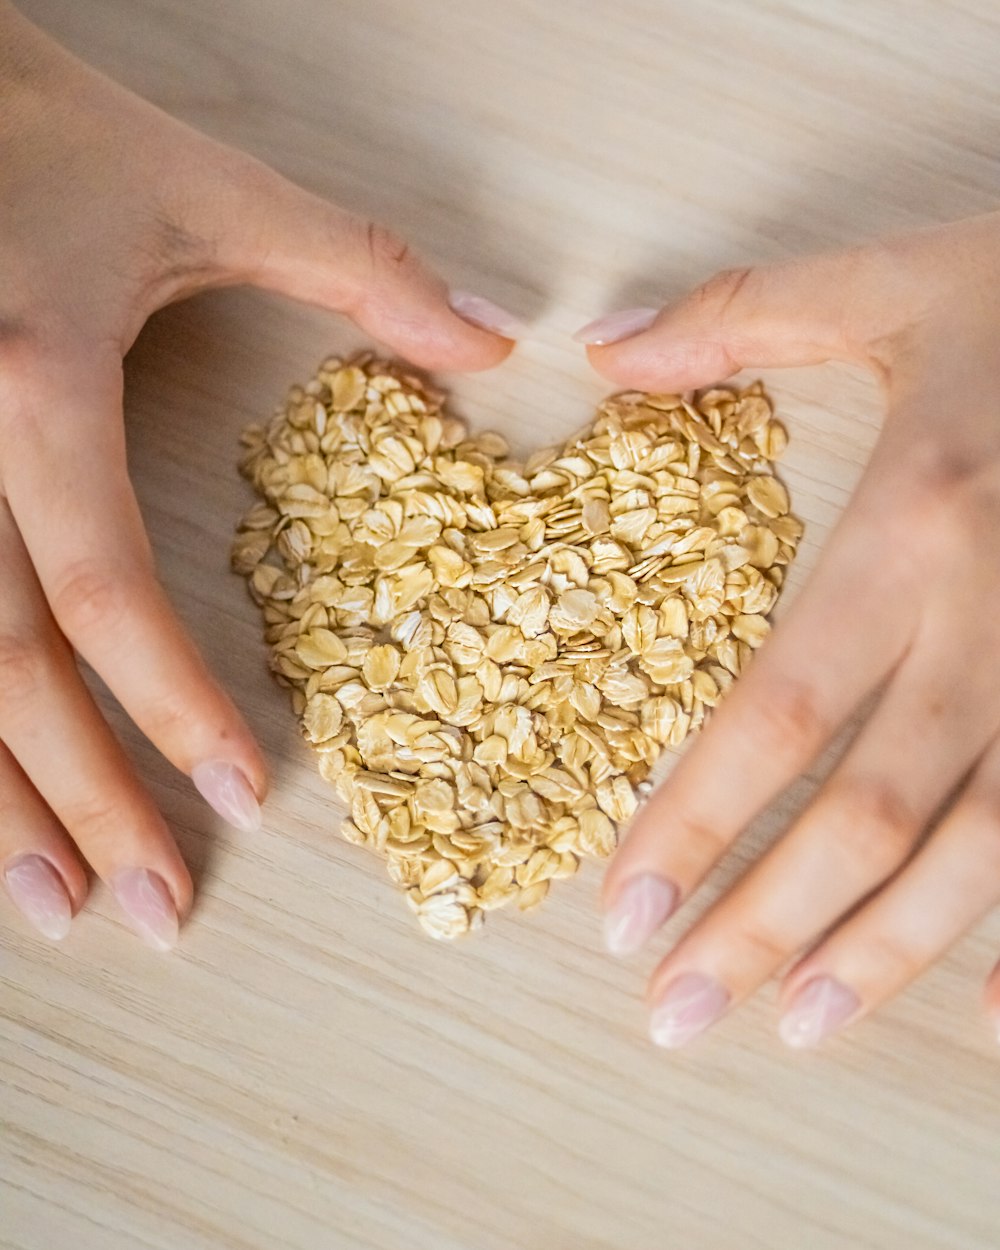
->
[199,157,520,373]
[576,246,900,391]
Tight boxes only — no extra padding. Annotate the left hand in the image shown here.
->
[0,0,517,951]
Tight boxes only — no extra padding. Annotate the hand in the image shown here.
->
[0,2,517,949]
[577,214,1000,1047]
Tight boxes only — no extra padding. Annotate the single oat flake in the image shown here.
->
[234,353,801,939]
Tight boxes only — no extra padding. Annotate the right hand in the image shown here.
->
[579,215,1000,1047]
[0,0,518,950]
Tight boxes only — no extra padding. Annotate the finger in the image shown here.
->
[6,367,266,834]
[575,245,904,391]
[196,156,519,372]
[601,512,907,955]
[643,629,1000,1048]
[0,498,191,948]
[0,741,87,942]
[780,738,1000,1048]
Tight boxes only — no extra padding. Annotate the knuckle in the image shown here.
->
[0,630,52,710]
[0,322,43,418]
[859,927,921,982]
[836,242,898,357]
[139,684,197,744]
[746,679,828,759]
[821,776,918,879]
[697,266,755,316]
[359,218,415,280]
[674,808,730,864]
[732,919,789,967]
[61,791,128,847]
[888,444,1000,556]
[50,561,138,639]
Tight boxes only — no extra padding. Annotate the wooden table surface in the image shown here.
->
[4,2,1000,1247]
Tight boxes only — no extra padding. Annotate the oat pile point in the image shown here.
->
[233,354,801,939]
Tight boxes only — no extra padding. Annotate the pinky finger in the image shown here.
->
[778,743,1000,1047]
[0,742,88,941]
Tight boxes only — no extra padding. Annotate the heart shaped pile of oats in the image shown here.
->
[233,353,800,938]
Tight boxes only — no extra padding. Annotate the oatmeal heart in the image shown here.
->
[233,353,800,939]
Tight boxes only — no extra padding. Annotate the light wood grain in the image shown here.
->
[4,2,1000,1247]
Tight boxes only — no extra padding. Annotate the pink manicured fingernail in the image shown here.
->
[779,976,860,1049]
[448,290,524,338]
[192,760,262,834]
[650,973,730,1048]
[603,873,678,955]
[573,307,659,345]
[112,869,178,951]
[4,855,72,941]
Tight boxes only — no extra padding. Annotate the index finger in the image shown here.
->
[6,363,267,832]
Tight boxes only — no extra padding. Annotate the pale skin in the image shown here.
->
[0,2,515,949]
[5,7,1000,1052]
[582,224,1000,1047]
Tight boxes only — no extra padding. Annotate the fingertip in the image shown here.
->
[364,301,518,374]
[435,324,517,373]
[576,298,745,390]
[112,866,185,949]
[12,848,91,916]
[225,727,270,803]
[776,968,808,1013]
[192,758,264,835]
[4,852,84,941]
[143,827,196,922]
[573,307,659,346]
[585,335,739,392]
[247,748,270,802]
[158,849,195,923]
[602,873,679,956]
[55,854,90,915]
[448,291,525,340]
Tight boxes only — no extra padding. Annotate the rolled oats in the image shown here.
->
[235,355,800,938]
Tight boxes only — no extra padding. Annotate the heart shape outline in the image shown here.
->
[233,353,801,938]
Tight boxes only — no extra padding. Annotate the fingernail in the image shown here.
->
[573,307,659,345]
[448,289,524,338]
[4,855,72,941]
[603,873,678,956]
[779,976,860,1049]
[649,973,730,1048]
[192,760,262,834]
[112,868,178,951]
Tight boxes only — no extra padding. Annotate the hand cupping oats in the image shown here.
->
[233,354,800,938]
